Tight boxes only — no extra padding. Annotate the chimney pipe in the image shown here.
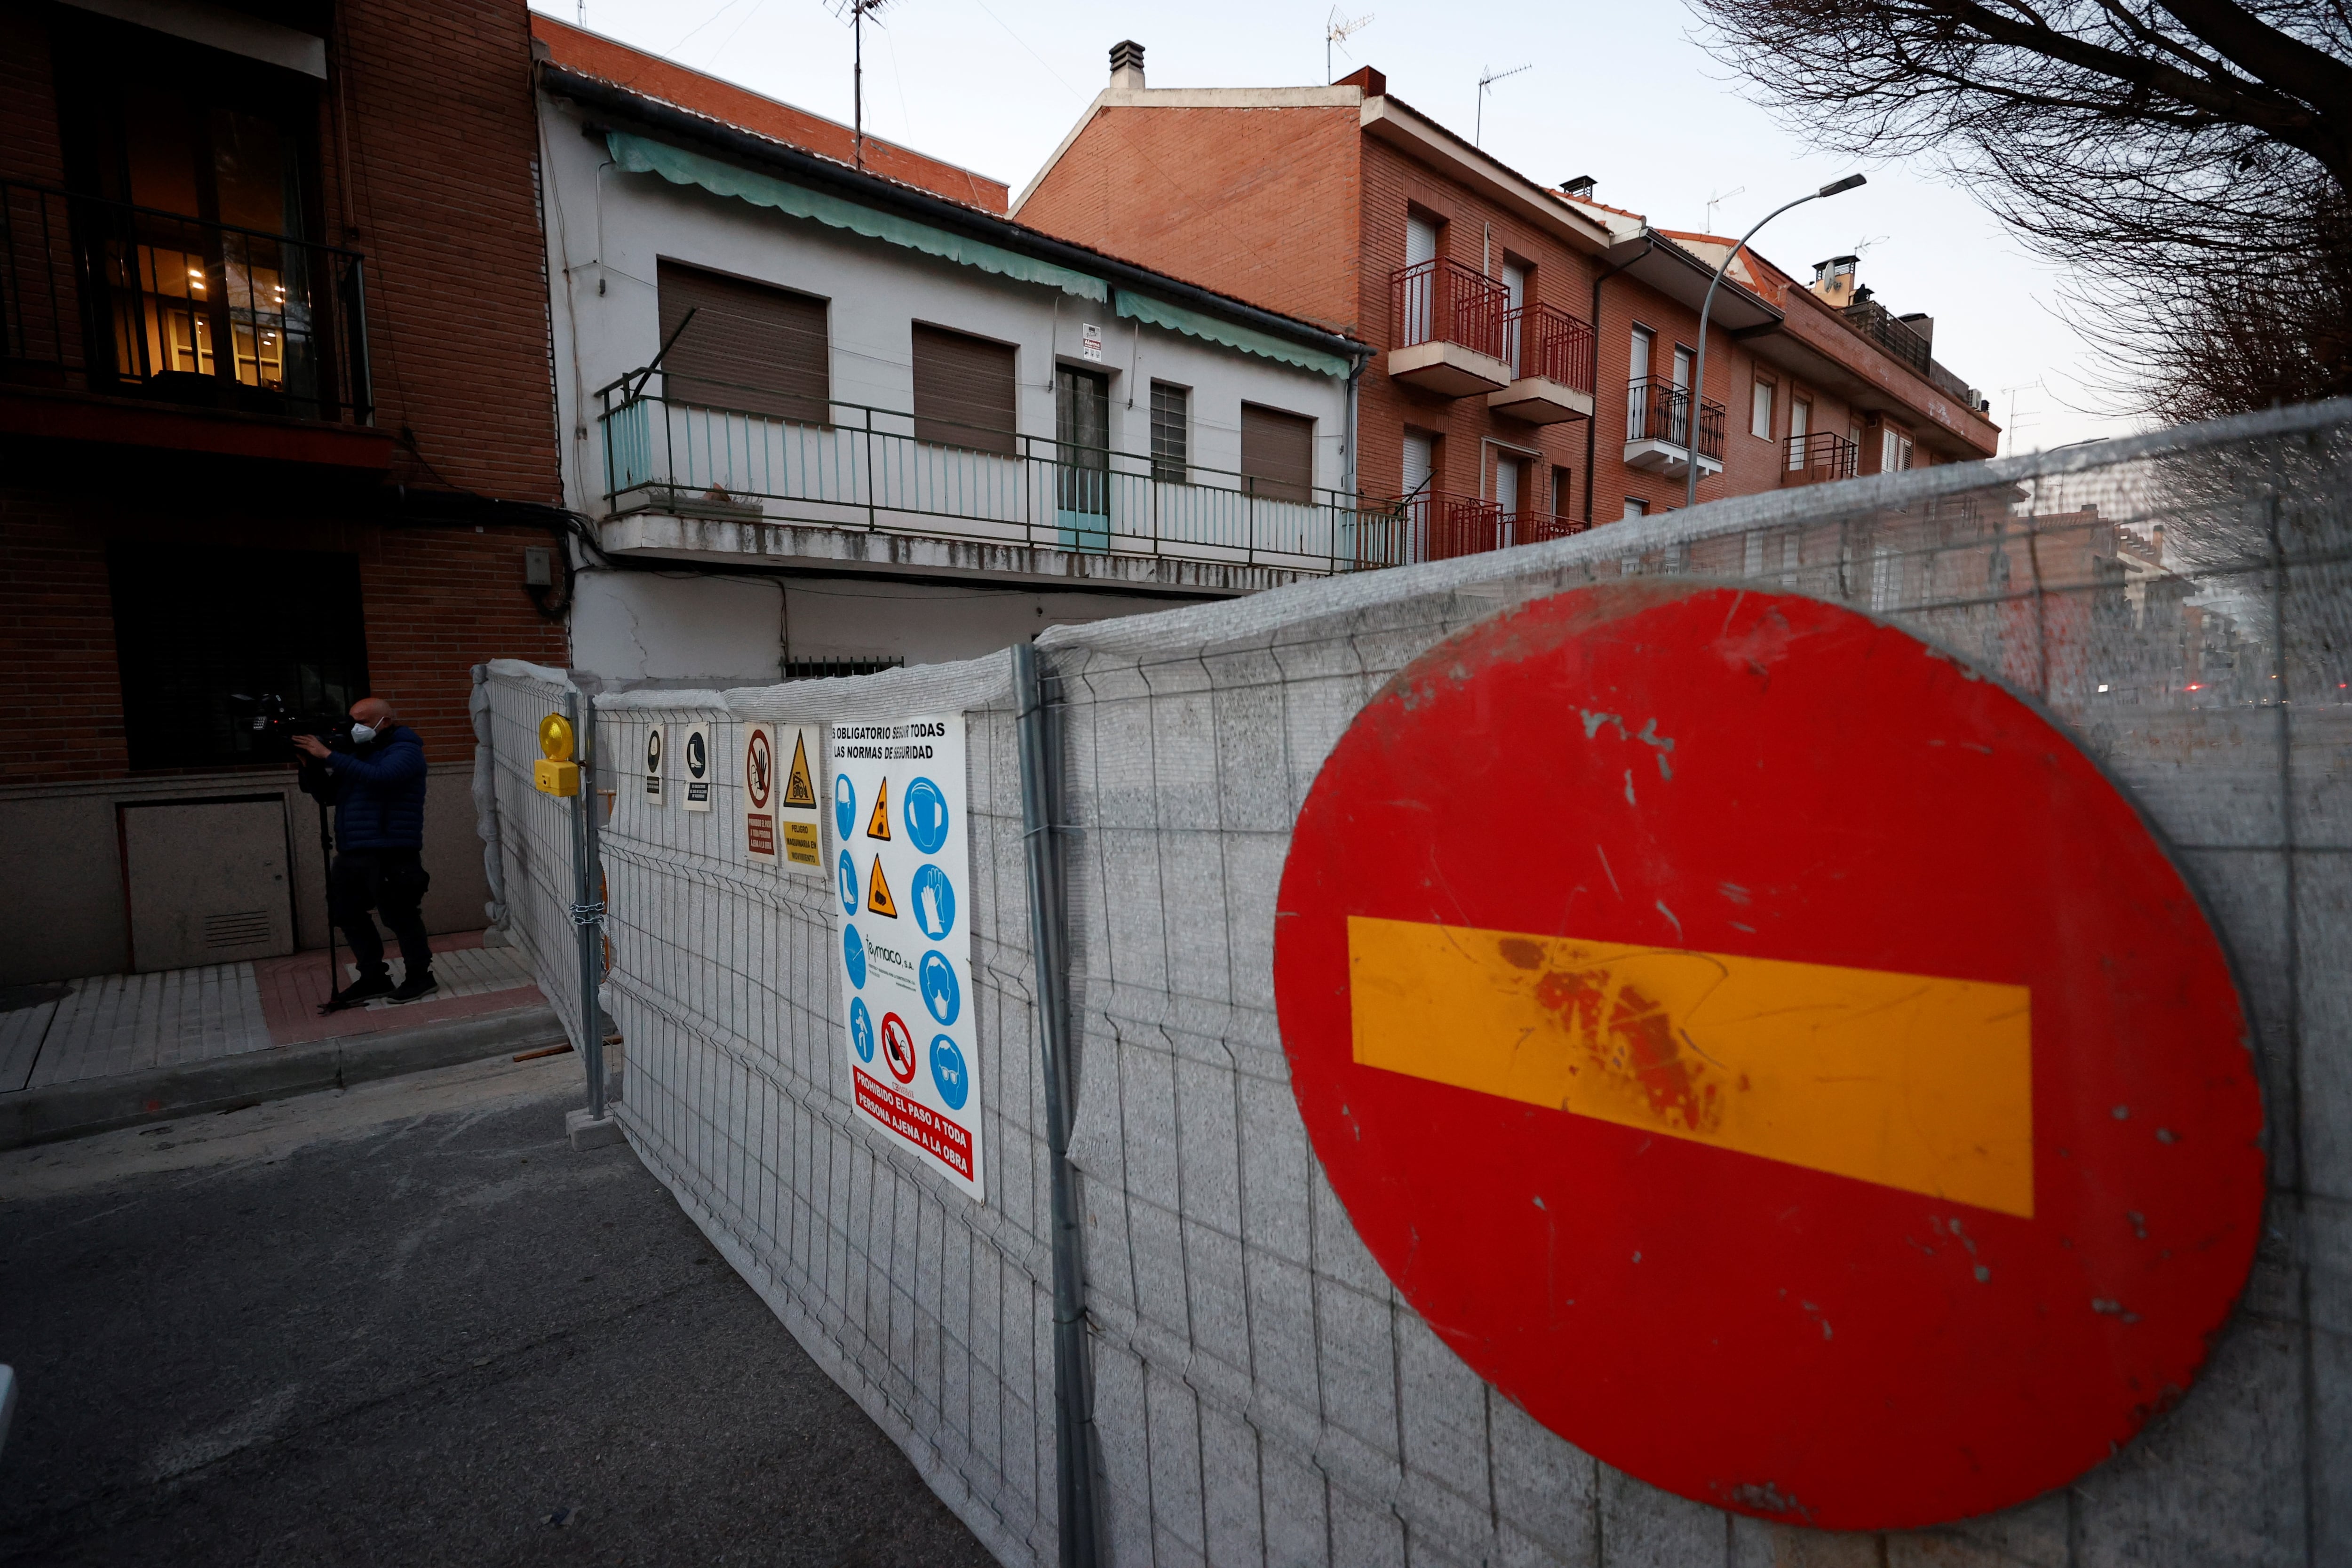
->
[1110,39,1145,92]
[1562,175,1596,199]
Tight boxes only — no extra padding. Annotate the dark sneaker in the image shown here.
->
[391,969,438,1003]
[321,971,395,1013]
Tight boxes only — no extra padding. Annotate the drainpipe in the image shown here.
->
[1583,236,1655,527]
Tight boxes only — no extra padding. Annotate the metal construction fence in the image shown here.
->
[476,659,598,1054]
[480,398,2352,1567]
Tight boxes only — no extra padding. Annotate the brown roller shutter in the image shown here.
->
[912,324,1018,456]
[1241,403,1314,503]
[657,260,829,424]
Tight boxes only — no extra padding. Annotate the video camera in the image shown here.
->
[232,691,353,749]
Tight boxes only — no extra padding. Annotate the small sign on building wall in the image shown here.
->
[1080,323,1104,363]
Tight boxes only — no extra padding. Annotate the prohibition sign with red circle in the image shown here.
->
[1272,581,2263,1530]
[745,728,773,810]
[880,1011,918,1085]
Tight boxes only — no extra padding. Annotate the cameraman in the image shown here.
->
[293,697,435,1006]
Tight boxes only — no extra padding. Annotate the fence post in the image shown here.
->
[1013,642,1098,1568]
[566,688,609,1120]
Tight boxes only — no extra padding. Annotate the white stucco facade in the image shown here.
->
[536,82,1360,683]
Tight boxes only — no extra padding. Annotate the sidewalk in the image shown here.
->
[0,931,566,1148]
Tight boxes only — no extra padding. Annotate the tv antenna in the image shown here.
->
[828,0,895,171]
[2000,380,2043,457]
[1326,8,1374,83]
[1475,62,1530,146]
[1704,185,1745,231]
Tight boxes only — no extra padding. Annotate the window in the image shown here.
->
[1881,428,1915,472]
[109,542,369,771]
[1402,428,1436,501]
[1494,454,1521,515]
[1551,465,1573,518]
[912,325,1017,455]
[1751,378,1775,440]
[1056,365,1110,521]
[1627,326,1654,439]
[1150,381,1189,481]
[658,261,828,425]
[1241,404,1314,503]
[1625,497,1650,517]
[1788,398,1812,470]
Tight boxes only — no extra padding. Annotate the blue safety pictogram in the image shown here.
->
[843,923,866,989]
[903,776,950,855]
[911,864,955,940]
[850,996,875,1063]
[834,773,856,840]
[837,849,858,915]
[930,1034,969,1111]
[919,949,960,1026]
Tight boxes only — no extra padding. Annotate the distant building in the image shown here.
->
[533,17,1366,686]
[1014,47,2002,549]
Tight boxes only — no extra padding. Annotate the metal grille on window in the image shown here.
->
[1150,381,1188,482]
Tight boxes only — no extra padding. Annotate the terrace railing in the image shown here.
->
[1392,489,1590,562]
[0,179,371,423]
[1626,376,1726,461]
[1391,258,1508,361]
[1504,301,1596,392]
[599,376,1414,574]
[1784,430,1859,486]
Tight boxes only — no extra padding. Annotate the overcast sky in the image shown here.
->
[534,0,2141,453]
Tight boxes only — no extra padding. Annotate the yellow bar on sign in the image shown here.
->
[1347,916,2035,1217]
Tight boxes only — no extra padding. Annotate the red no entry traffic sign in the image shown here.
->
[1273,581,2263,1530]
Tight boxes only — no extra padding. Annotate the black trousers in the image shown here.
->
[330,848,433,978]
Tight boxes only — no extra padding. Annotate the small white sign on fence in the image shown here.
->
[829,714,982,1201]
[682,722,713,812]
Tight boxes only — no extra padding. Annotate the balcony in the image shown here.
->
[0,180,379,464]
[1382,489,1589,563]
[1783,430,1859,487]
[1387,258,1513,396]
[599,379,1411,574]
[1487,302,1595,425]
[1622,375,1724,478]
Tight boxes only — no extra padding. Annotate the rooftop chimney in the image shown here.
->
[1110,40,1145,92]
[1334,64,1385,96]
[1562,175,1596,199]
[1809,255,1859,309]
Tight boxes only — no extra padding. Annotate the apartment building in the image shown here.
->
[0,0,566,985]
[532,18,1368,685]
[1015,48,2002,549]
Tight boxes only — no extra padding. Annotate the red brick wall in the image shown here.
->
[0,0,64,185]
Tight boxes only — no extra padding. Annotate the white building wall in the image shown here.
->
[537,89,1351,683]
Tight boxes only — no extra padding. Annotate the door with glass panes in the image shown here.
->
[1055,365,1110,551]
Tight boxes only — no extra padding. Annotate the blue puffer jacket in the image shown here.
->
[302,724,428,850]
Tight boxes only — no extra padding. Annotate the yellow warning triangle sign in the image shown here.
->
[866,855,899,918]
[866,777,892,840]
[782,732,818,808]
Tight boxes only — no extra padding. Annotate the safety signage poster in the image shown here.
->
[830,715,981,1201]
[681,722,712,812]
[742,722,825,878]
[643,723,665,804]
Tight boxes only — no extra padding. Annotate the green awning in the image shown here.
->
[606,130,1106,303]
[1114,289,1350,378]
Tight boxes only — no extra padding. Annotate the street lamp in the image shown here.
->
[1684,174,1867,511]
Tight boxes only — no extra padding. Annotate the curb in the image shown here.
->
[0,1004,571,1153]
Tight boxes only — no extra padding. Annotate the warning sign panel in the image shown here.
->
[681,722,712,812]
[643,724,665,804]
[1272,581,2262,1532]
[742,723,778,865]
[831,714,980,1201]
[765,724,825,881]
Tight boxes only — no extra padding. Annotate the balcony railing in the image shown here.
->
[1391,258,1508,360]
[1391,489,1589,562]
[1626,376,1726,461]
[0,179,371,423]
[1504,301,1596,392]
[1838,297,1930,379]
[599,378,1414,573]
[1783,430,1859,486]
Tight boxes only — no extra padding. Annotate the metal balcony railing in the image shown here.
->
[599,376,1413,573]
[1504,301,1596,392]
[1391,258,1508,360]
[1626,376,1726,461]
[1783,430,1859,486]
[1389,489,1589,562]
[1838,297,1931,378]
[0,179,371,423]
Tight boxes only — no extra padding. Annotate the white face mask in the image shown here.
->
[349,722,379,745]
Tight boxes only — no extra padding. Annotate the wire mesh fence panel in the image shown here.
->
[1036,400,2352,1567]
[479,660,590,1051]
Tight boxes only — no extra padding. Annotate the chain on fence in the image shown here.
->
[481,399,2351,1567]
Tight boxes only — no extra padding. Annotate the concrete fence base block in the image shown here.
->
[565,1107,626,1150]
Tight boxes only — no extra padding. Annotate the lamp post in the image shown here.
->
[1685,174,1867,511]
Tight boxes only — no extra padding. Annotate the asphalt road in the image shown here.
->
[0,1054,997,1567]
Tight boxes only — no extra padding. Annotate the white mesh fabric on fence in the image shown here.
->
[479,659,591,1051]
[480,400,2351,1566]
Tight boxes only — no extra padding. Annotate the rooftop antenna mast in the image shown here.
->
[829,0,895,171]
[1476,62,1530,146]
[1704,185,1745,231]
[1326,8,1373,83]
